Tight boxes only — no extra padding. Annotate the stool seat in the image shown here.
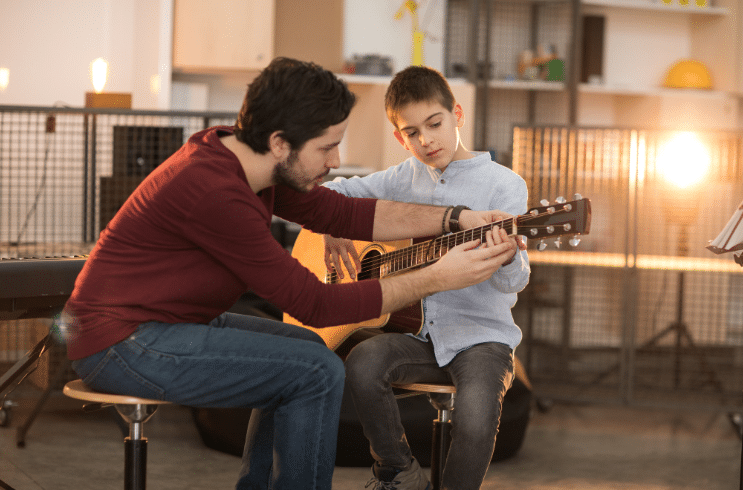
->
[63,379,170,406]
[392,382,456,394]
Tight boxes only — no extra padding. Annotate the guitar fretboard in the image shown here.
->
[379,217,516,276]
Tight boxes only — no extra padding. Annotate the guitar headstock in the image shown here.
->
[517,195,591,251]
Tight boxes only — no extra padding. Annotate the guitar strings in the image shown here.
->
[325,207,570,283]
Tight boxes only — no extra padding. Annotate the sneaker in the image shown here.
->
[364,457,431,490]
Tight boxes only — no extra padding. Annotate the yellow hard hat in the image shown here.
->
[663,59,713,89]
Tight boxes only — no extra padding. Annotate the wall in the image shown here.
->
[343,0,446,74]
[0,0,172,109]
[172,0,450,112]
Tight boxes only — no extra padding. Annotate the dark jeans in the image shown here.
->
[344,334,514,490]
[71,312,345,490]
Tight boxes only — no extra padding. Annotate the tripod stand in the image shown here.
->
[637,266,723,391]
[589,223,723,393]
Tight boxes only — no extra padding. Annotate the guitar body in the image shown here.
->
[283,228,424,350]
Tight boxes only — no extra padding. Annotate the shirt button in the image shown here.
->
[440,179,445,184]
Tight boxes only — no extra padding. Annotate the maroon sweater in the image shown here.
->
[65,126,382,360]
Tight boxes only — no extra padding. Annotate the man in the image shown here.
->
[63,57,519,490]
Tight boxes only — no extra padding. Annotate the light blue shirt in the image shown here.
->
[324,151,530,366]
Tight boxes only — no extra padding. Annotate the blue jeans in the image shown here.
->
[70,313,345,490]
[344,334,514,490]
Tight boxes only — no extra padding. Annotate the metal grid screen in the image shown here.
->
[512,125,743,409]
[0,106,235,375]
[0,106,236,259]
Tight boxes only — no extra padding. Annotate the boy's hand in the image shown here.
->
[324,235,361,280]
[459,209,526,251]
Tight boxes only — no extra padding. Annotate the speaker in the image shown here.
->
[112,126,183,177]
[99,126,184,230]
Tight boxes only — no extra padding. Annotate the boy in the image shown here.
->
[323,66,530,490]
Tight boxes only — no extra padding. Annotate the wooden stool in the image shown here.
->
[393,382,456,490]
[63,379,170,490]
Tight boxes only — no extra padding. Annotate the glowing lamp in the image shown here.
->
[90,58,108,93]
[85,58,131,109]
[657,132,710,189]
[0,68,8,91]
[657,132,711,257]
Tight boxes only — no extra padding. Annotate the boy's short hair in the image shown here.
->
[384,66,456,129]
[234,57,356,154]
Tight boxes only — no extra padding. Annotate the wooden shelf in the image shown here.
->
[579,83,733,98]
[489,79,566,91]
[582,0,728,16]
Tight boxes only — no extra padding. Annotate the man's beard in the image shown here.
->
[272,150,328,192]
[272,149,320,193]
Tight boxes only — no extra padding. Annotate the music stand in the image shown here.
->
[706,198,743,490]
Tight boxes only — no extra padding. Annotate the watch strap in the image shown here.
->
[448,205,470,233]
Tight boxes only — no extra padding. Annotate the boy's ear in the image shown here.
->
[268,131,290,158]
[454,104,465,128]
[393,130,408,150]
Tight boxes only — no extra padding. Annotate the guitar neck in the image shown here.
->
[374,197,591,278]
[379,218,516,277]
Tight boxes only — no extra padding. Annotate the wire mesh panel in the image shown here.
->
[513,125,743,409]
[0,105,235,370]
[0,106,236,259]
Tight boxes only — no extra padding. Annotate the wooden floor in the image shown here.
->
[0,385,740,490]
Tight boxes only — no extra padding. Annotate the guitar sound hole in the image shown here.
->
[358,250,381,280]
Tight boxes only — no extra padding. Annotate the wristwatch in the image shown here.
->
[448,205,470,233]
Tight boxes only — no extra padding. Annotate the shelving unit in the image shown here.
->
[445,0,742,161]
[445,0,576,166]
[579,0,740,129]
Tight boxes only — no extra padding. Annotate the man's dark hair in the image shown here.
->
[234,57,356,153]
[384,66,456,129]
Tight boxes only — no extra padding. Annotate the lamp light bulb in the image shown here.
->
[90,58,108,94]
[657,132,711,189]
[0,68,9,91]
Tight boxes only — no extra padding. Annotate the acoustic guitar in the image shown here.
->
[284,197,591,350]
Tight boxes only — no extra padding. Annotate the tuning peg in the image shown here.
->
[537,240,547,251]
[569,235,581,247]
[540,199,550,207]
[573,193,583,200]
[546,226,555,234]
[555,196,566,204]
[554,237,562,248]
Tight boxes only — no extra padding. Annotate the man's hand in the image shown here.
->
[430,228,516,290]
[378,227,518,315]
[458,209,526,252]
[324,235,361,280]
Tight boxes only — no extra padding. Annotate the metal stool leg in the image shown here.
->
[428,392,455,490]
[116,403,159,490]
